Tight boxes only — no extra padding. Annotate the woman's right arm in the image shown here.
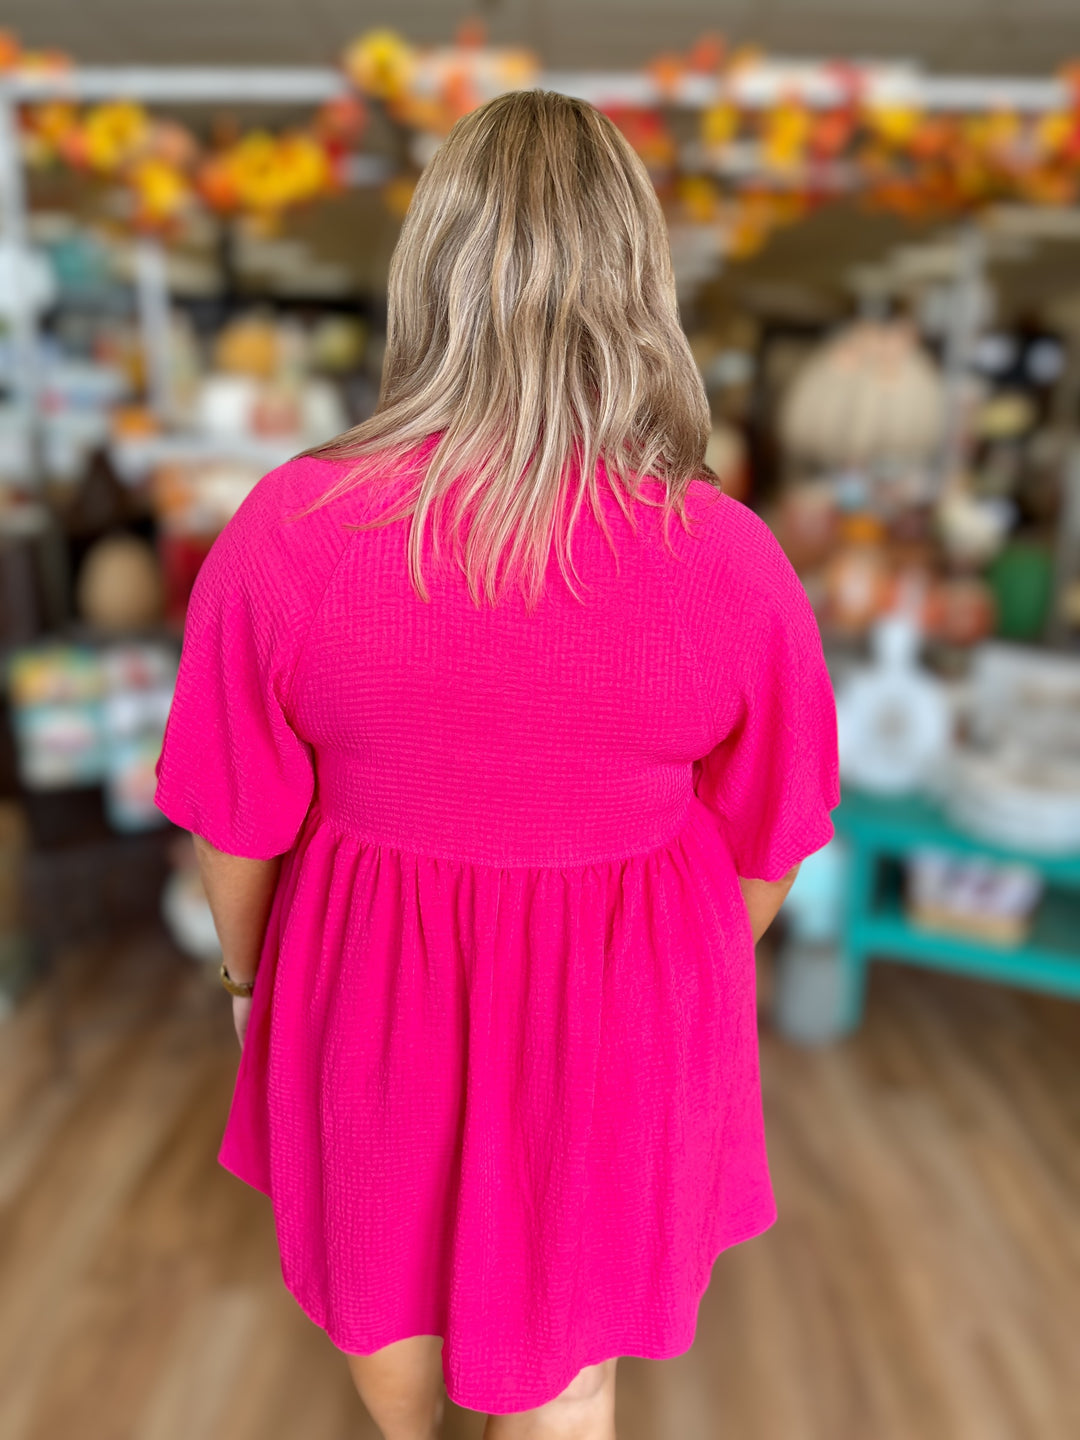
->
[739,863,801,945]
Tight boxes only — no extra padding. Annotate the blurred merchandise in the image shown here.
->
[196,373,261,439]
[925,573,997,647]
[835,606,954,796]
[974,389,1037,442]
[150,457,261,619]
[985,538,1055,641]
[905,846,1043,947]
[773,482,841,573]
[310,314,367,374]
[155,529,216,627]
[945,642,1080,854]
[100,642,176,832]
[934,480,1013,568]
[6,643,106,788]
[0,341,133,487]
[822,513,893,634]
[5,639,175,823]
[192,310,349,448]
[0,238,58,319]
[150,456,260,534]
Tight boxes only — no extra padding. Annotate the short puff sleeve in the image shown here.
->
[692,539,841,882]
[153,499,315,860]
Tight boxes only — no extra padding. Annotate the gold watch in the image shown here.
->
[219,960,255,997]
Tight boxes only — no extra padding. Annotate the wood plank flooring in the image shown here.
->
[1,928,1077,1440]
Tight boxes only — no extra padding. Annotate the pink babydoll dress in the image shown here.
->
[153,437,841,1415]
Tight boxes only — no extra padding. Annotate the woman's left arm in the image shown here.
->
[192,833,282,1047]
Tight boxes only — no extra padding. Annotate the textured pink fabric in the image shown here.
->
[153,440,840,1414]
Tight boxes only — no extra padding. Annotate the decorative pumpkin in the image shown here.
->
[780,321,946,471]
[214,315,281,380]
[76,534,164,632]
[924,575,997,646]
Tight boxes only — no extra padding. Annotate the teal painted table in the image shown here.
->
[830,786,1080,1031]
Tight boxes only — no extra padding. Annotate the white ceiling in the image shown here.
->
[5,0,1080,77]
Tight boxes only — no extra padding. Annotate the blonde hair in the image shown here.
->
[299,88,716,608]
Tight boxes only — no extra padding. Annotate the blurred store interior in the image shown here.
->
[1,5,1079,1439]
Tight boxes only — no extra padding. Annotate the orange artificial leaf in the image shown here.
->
[196,152,241,213]
[810,108,856,160]
[649,53,684,100]
[0,31,21,69]
[687,33,725,74]
[23,101,79,150]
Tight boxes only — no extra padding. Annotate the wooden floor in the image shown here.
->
[1,928,1078,1440]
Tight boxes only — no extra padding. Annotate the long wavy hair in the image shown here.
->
[298,88,716,608]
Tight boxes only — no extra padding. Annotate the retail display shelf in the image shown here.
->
[108,434,302,484]
[831,784,1080,1029]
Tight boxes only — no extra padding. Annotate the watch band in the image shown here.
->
[219,960,255,997]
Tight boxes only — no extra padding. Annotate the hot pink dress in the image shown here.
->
[153,440,840,1415]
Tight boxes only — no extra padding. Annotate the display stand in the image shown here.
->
[832,785,1080,1032]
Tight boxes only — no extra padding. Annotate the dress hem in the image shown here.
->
[216,1143,778,1416]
